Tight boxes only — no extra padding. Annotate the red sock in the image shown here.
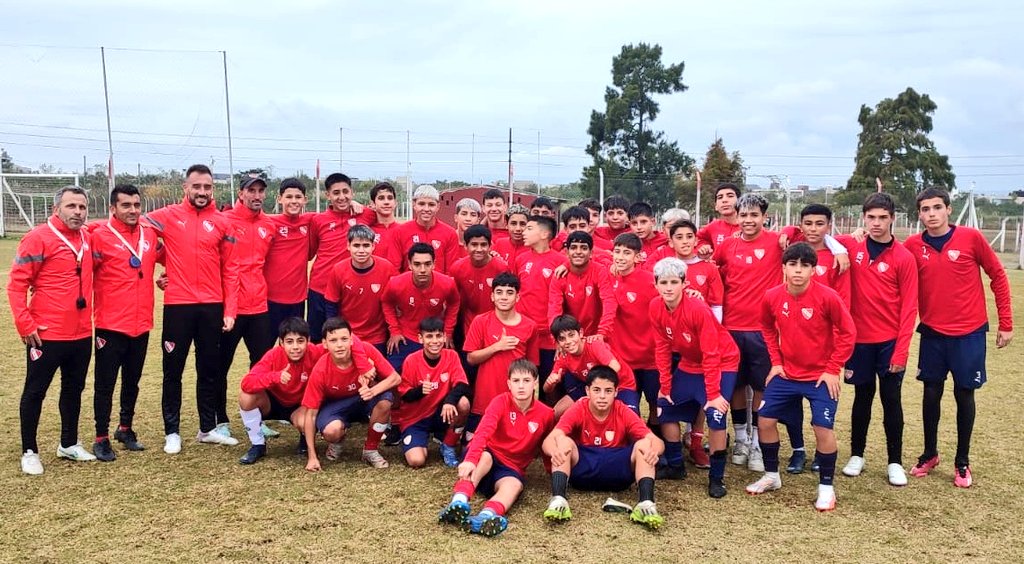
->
[483,500,507,516]
[96,435,108,442]
[364,425,385,451]
[118,425,130,432]
[443,427,461,447]
[691,432,704,449]
[454,479,476,498]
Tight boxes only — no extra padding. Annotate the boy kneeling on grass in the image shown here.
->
[439,359,555,537]
[541,365,665,529]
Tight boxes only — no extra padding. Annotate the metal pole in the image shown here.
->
[406,130,412,219]
[784,175,792,227]
[695,170,702,227]
[598,168,605,225]
[507,128,513,206]
[536,130,541,195]
[100,47,115,195]
[339,127,343,170]
[222,51,235,193]
[471,133,475,183]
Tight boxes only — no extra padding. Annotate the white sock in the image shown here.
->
[818,484,835,495]
[751,427,759,446]
[240,407,265,446]
[735,425,749,443]
[452,493,469,504]
[793,447,805,452]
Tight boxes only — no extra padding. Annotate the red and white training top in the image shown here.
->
[515,249,569,349]
[307,207,377,294]
[713,230,784,331]
[301,340,394,409]
[463,392,555,475]
[697,218,740,250]
[760,281,856,381]
[324,258,398,345]
[89,216,162,337]
[240,343,329,406]
[547,263,617,340]
[265,212,314,305]
[381,272,460,342]
[648,294,740,399]
[223,202,275,315]
[551,339,637,391]
[610,267,659,370]
[383,220,462,274]
[463,311,539,415]
[448,256,510,338]
[393,348,468,429]
[556,398,651,448]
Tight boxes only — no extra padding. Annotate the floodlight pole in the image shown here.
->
[222,51,235,194]
[100,47,115,195]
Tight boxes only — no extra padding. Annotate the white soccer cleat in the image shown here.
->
[731,439,750,465]
[56,443,97,462]
[747,445,764,472]
[325,442,343,461]
[21,450,44,475]
[887,463,908,487]
[214,422,233,438]
[197,430,239,446]
[842,456,865,477]
[815,485,836,512]
[164,433,182,454]
[361,449,389,469]
[745,472,782,495]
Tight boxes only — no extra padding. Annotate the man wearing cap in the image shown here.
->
[383,185,461,274]
[144,164,240,454]
[265,177,314,340]
[9,186,96,474]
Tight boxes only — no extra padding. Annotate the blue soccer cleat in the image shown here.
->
[440,444,459,468]
[463,512,508,537]
[438,499,470,526]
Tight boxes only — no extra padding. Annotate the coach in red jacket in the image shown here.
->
[9,186,96,475]
[144,164,240,454]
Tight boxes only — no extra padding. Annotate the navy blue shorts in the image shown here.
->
[569,446,634,492]
[634,368,660,405]
[917,331,987,390]
[465,412,482,436]
[386,340,423,376]
[729,330,770,391]
[267,301,305,344]
[656,369,737,429]
[844,340,905,386]
[477,452,524,498]
[265,392,300,422]
[759,378,837,429]
[314,391,394,433]
[563,374,588,400]
[306,290,329,343]
[400,408,449,452]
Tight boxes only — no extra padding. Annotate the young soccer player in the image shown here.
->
[449,225,509,352]
[547,231,617,341]
[492,204,530,266]
[453,198,482,257]
[578,198,603,232]
[384,185,461,274]
[323,225,398,351]
[541,365,666,529]
[663,219,723,320]
[438,359,555,537]
[903,187,1013,487]
[628,202,668,265]
[368,181,401,243]
[648,258,739,496]
[302,317,400,471]
[552,206,613,253]
[264,178,314,341]
[546,315,640,417]
[530,196,557,218]
[394,318,471,468]
[696,183,741,257]
[594,194,631,242]
[746,243,855,511]
[480,189,509,240]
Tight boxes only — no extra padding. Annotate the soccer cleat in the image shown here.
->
[438,499,471,525]
[810,455,820,473]
[296,435,308,456]
[362,449,389,468]
[655,461,686,480]
[325,442,343,461]
[910,454,940,477]
[114,428,145,451]
[439,443,459,468]
[786,450,807,474]
[214,422,233,438]
[93,438,117,462]
[745,473,783,495]
[708,478,727,499]
[601,498,633,513]
[197,430,239,446]
[543,495,572,522]
[382,425,401,447]
[260,422,280,438]
[629,500,665,530]
[747,445,764,472]
[21,450,44,475]
[731,439,750,465]
[163,433,182,454]
[815,485,836,512]
[842,456,865,477]
[689,443,710,469]
[57,443,97,462]
[239,444,267,465]
[954,465,973,488]
[887,463,908,486]
[464,512,508,537]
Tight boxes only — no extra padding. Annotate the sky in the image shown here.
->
[1,0,1023,195]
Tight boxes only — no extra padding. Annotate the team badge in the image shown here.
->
[299,226,307,235]
[876,262,889,273]
[328,222,336,231]
[440,372,449,382]
[523,262,533,274]
[29,347,42,361]
[202,220,214,233]
[682,332,692,343]
[96,337,107,349]
[542,268,553,278]
[527,421,539,433]
[300,372,309,382]
[604,430,615,443]
[855,251,865,265]
[348,218,357,226]
[370,284,381,293]
[801,307,814,320]
[141,240,151,252]
[279,226,289,237]
[585,286,593,296]
[164,341,176,353]
[408,297,415,306]
[947,250,960,261]
[403,435,412,446]
[412,235,420,243]
[431,240,441,249]
[626,291,637,303]
[429,298,440,306]
[694,274,707,286]
[753,249,765,259]
[486,278,494,286]
[815,265,827,276]
[257,227,268,239]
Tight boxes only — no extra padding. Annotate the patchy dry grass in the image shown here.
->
[0,237,1022,563]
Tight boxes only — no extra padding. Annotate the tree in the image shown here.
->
[581,43,694,210]
[675,137,745,220]
[839,87,955,211]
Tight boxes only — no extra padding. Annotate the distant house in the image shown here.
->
[437,185,558,226]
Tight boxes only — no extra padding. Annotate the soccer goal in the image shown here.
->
[0,173,81,236]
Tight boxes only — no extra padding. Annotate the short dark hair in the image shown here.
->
[916,187,951,208]
[325,173,352,191]
[550,314,581,340]
[613,232,642,252]
[408,242,435,261]
[529,215,557,239]
[800,203,833,222]
[560,206,590,227]
[508,358,538,380]
[862,192,896,216]
[279,177,306,195]
[604,194,630,212]
[111,184,140,203]
[482,188,505,203]
[463,224,492,245]
[54,185,87,206]
[668,219,698,238]
[782,242,817,266]
[578,198,602,214]
[531,196,555,211]
[565,230,593,250]
[586,365,619,388]
[278,317,311,340]
[418,317,445,334]
[370,182,396,200]
[347,225,376,243]
[321,316,352,337]
[186,164,212,177]
[627,202,655,221]
[736,193,769,214]
[492,272,520,292]
[715,182,740,199]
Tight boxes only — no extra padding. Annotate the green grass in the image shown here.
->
[0,237,1022,563]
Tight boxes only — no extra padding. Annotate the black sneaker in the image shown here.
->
[382,425,401,447]
[786,450,807,474]
[113,428,146,451]
[296,435,308,456]
[810,455,820,473]
[94,438,117,462]
[708,478,727,499]
[239,444,267,465]
[655,461,686,480]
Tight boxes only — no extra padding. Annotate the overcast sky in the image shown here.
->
[2,0,1022,194]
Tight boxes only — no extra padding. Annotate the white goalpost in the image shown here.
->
[0,173,81,237]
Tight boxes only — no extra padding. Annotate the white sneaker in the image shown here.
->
[21,450,44,475]
[260,422,280,438]
[56,443,97,462]
[887,463,908,486]
[747,445,764,472]
[164,433,182,454]
[361,449,389,469]
[815,485,836,511]
[325,442,343,461]
[842,455,865,477]
[731,440,750,465]
[197,430,239,446]
[745,472,782,494]
[214,422,233,438]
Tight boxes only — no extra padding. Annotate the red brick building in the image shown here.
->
[437,185,560,226]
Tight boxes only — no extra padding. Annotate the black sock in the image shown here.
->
[879,374,904,464]
[551,471,569,498]
[760,441,780,473]
[638,477,655,503]
[953,387,975,467]
[751,411,759,429]
[922,381,944,459]
[850,381,876,457]
[731,408,748,426]
[817,450,838,486]
[709,450,727,481]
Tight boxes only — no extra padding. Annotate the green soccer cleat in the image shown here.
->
[543,495,572,522]
[629,500,665,530]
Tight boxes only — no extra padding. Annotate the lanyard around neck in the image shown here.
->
[46,218,83,264]
[106,219,144,261]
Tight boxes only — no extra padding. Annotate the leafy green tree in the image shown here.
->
[676,137,745,219]
[840,87,955,211]
[581,43,694,210]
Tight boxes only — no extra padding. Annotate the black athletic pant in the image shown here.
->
[162,303,223,435]
[94,329,150,438]
[218,312,274,423]
[849,372,905,464]
[20,338,92,452]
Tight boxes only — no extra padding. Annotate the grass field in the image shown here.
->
[0,236,1022,563]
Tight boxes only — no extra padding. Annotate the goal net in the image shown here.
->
[1,173,82,236]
